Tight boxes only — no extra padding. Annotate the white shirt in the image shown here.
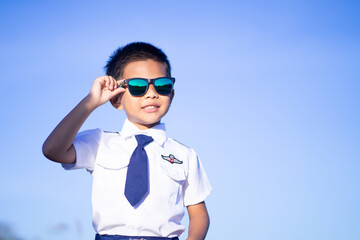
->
[62,119,212,237]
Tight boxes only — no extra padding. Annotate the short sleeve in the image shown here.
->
[183,149,212,206]
[62,128,102,172]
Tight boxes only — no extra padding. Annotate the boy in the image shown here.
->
[42,42,212,240]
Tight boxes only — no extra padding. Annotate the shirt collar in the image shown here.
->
[120,119,167,146]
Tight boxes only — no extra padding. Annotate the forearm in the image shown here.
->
[187,214,209,240]
[187,202,210,240]
[42,94,97,163]
[43,76,124,164]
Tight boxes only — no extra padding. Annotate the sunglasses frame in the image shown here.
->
[118,77,176,96]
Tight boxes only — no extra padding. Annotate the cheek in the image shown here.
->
[162,97,172,106]
[121,94,141,113]
[121,93,133,106]
[120,100,130,113]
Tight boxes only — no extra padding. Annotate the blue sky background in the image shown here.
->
[0,0,359,239]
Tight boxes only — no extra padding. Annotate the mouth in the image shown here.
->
[142,104,160,112]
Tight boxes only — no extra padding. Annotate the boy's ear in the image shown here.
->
[110,94,123,111]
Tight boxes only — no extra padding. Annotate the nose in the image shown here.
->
[144,84,158,99]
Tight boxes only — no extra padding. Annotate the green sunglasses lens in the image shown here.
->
[128,79,148,96]
[154,78,173,95]
[126,78,174,96]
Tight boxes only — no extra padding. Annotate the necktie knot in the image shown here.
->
[135,134,153,148]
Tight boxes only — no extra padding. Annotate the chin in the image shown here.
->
[144,120,161,127]
[132,119,161,129]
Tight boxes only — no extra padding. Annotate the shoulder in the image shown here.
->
[103,130,120,134]
[166,137,191,150]
[77,128,120,136]
[76,128,120,143]
[76,128,102,139]
[165,137,198,159]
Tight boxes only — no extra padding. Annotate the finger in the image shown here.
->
[104,76,111,89]
[98,76,107,88]
[110,85,126,98]
[111,77,118,90]
[105,76,116,90]
[107,77,114,90]
[108,76,116,90]
[95,75,107,84]
[109,75,116,82]
[117,79,125,88]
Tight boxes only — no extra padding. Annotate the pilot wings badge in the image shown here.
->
[161,154,183,164]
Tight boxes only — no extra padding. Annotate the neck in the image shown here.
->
[131,120,161,130]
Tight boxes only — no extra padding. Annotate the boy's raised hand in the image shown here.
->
[89,75,125,108]
[42,75,125,164]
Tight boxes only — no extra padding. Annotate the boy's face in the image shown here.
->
[113,59,174,130]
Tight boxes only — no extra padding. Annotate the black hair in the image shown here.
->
[105,42,171,79]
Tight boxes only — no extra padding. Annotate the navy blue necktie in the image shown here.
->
[124,134,153,207]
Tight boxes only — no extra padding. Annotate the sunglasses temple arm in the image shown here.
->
[117,81,125,88]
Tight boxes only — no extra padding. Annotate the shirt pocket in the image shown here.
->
[160,161,186,182]
[93,156,129,190]
[158,159,187,205]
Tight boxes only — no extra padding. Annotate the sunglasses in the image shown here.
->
[118,77,175,97]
